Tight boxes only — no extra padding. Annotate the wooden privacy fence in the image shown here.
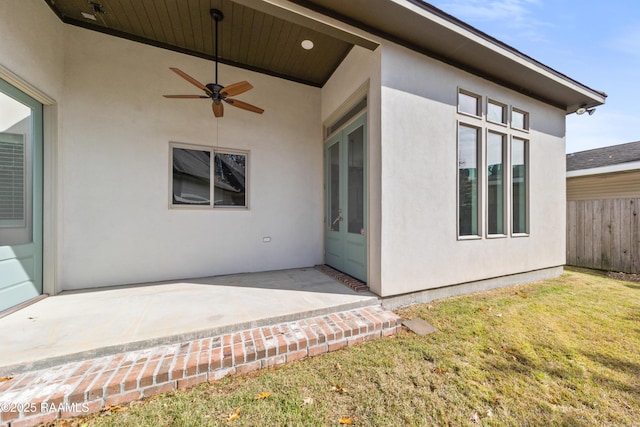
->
[567,198,640,273]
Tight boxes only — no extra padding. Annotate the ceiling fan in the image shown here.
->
[163,8,264,118]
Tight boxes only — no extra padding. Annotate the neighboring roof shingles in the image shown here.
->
[567,141,640,171]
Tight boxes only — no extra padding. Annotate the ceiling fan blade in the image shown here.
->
[220,81,253,97]
[225,98,264,114]
[163,95,209,98]
[169,67,213,95]
[212,101,224,118]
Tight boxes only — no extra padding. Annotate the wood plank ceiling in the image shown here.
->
[43,0,354,86]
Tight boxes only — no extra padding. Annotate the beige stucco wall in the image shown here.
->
[0,0,64,99]
[377,41,566,296]
[58,26,323,289]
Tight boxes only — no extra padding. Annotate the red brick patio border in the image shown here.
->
[314,265,370,292]
[0,306,400,427]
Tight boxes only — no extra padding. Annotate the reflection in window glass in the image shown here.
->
[214,152,246,207]
[512,109,528,130]
[348,127,364,234]
[172,148,211,205]
[459,92,480,116]
[329,143,340,231]
[0,133,25,222]
[512,138,528,233]
[458,125,479,236]
[0,90,31,234]
[487,132,505,235]
[487,101,505,123]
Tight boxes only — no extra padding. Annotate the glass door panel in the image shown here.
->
[328,142,341,232]
[347,126,364,235]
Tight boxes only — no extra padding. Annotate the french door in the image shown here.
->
[324,114,367,282]
[0,78,43,312]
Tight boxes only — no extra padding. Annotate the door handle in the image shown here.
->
[332,215,342,226]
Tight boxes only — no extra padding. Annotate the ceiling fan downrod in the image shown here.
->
[210,8,224,86]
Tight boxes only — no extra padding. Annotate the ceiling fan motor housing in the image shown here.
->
[210,9,224,22]
[206,83,225,100]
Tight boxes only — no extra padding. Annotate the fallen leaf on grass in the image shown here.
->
[100,405,124,417]
[339,417,354,425]
[227,407,241,422]
[432,367,448,375]
[331,384,347,394]
[0,376,13,383]
[503,348,519,361]
[515,291,528,298]
[335,362,342,371]
[255,392,271,400]
[477,307,487,312]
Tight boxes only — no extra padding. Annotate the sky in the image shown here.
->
[427,0,640,154]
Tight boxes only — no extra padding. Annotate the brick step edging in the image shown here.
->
[0,306,400,427]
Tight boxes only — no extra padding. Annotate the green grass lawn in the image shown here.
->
[59,268,640,426]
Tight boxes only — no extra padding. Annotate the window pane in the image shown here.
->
[347,126,364,234]
[512,110,527,130]
[487,132,505,235]
[0,90,33,245]
[487,102,505,123]
[328,143,340,232]
[0,133,25,222]
[172,148,211,205]
[214,152,246,207]
[459,92,479,116]
[458,125,479,236]
[512,138,527,233]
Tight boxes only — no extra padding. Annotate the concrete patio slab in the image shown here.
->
[0,268,378,375]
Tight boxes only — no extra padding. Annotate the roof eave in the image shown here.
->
[567,161,640,177]
[398,0,607,111]
[291,0,607,110]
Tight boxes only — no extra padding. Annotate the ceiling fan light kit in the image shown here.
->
[163,8,264,118]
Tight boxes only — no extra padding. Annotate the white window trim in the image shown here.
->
[168,142,249,210]
[457,88,482,119]
[486,130,508,238]
[510,136,530,236]
[456,121,483,239]
[212,147,249,209]
[487,99,508,126]
[511,107,530,132]
[456,90,530,240]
